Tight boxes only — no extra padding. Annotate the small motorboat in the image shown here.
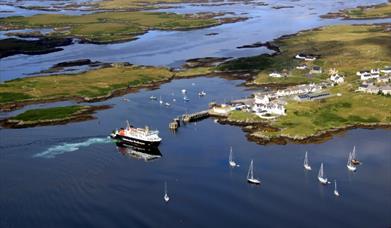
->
[165,102,170,107]
[181,89,187,94]
[198,91,206,96]
[150,96,157,100]
[183,96,190,102]
[123,98,130,102]
[172,98,176,102]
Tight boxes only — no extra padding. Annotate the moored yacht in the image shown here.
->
[110,121,162,148]
[318,163,328,184]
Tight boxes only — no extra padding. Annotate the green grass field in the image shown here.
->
[228,110,262,123]
[0,12,222,43]
[10,106,87,121]
[219,24,391,140]
[0,65,173,104]
[344,3,391,19]
[220,24,391,85]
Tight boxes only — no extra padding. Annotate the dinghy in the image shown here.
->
[351,146,361,165]
[347,152,357,171]
[164,181,170,202]
[334,180,340,196]
[304,151,312,171]
[247,160,260,185]
[318,163,328,184]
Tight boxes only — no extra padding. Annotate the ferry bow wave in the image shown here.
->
[34,137,111,159]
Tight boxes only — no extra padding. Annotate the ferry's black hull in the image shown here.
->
[111,134,161,148]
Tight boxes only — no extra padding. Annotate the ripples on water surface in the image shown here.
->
[0,77,390,227]
[0,0,390,227]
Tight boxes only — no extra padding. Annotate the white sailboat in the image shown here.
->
[334,180,340,196]
[159,96,163,105]
[318,163,328,184]
[347,152,357,171]
[163,181,170,202]
[247,160,260,185]
[304,151,312,170]
[229,146,237,167]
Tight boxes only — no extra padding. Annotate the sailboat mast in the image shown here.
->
[352,146,356,160]
[229,147,233,162]
[304,152,308,166]
[318,163,323,178]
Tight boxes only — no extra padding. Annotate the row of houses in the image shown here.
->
[357,83,391,95]
[252,102,286,116]
[356,67,391,81]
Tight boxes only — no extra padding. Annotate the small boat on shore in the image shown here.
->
[304,151,312,171]
[318,163,328,184]
[247,160,260,185]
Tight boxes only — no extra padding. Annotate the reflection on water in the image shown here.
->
[115,143,162,162]
[0,77,390,227]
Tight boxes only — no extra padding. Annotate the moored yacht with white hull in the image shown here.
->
[110,121,162,148]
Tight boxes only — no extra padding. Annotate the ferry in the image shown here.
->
[110,121,162,148]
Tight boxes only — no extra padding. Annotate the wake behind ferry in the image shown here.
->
[110,121,162,148]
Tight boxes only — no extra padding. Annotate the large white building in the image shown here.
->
[253,103,286,116]
[275,83,322,97]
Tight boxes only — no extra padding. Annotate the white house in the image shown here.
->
[295,53,316,61]
[254,94,270,105]
[275,83,321,97]
[357,84,379,94]
[380,85,391,95]
[381,67,391,74]
[360,73,379,81]
[330,74,344,84]
[253,103,286,116]
[269,72,283,78]
[356,70,370,76]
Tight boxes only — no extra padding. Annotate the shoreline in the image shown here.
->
[0,105,111,128]
[216,117,391,145]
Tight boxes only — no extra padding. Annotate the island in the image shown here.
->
[0,105,110,128]
[0,11,244,44]
[321,2,391,19]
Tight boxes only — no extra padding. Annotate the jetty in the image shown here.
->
[182,110,209,122]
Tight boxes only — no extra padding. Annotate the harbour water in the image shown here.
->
[0,77,390,227]
[0,0,390,227]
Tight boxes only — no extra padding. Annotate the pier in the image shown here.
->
[182,110,209,122]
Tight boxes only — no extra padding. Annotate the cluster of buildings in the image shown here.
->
[356,67,391,95]
[251,83,329,118]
